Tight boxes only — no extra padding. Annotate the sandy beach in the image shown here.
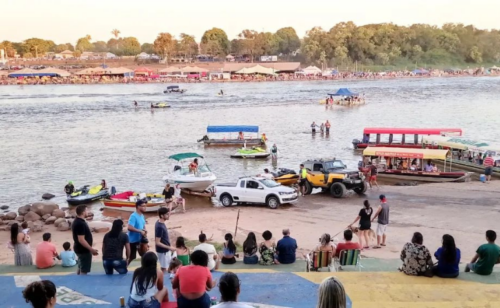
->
[2,181,498,266]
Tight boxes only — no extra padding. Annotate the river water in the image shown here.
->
[1,77,499,211]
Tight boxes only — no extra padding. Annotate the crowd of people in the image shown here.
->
[12,194,500,308]
[2,66,499,86]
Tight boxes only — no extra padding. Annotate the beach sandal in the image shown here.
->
[381,244,386,246]
[363,246,370,249]
[373,246,382,249]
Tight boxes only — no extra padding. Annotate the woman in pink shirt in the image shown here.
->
[172,250,216,308]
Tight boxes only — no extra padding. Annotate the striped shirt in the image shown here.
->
[484,157,495,167]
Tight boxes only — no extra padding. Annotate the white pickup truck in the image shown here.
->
[215,177,298,209]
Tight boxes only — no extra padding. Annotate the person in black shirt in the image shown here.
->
[102,219,130,275]
[162,184,175,212]
[71,205,98,275]
[64,181,75,198]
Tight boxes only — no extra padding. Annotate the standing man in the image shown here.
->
[372,195,390,249]
[325,120,331,134]
[483,153,495,182]
[368,161,379,189]
[311,122,319,134]
[72,205,98,275]
[276,229,298,264]
[155,207,174,273]
[127,200,147,265]
[271,144,278,160]
[299,164,308,197]
[64,181,75,198]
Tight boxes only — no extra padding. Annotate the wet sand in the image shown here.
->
[1,181,499,265]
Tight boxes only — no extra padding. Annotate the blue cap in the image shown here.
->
[135,199,146,207]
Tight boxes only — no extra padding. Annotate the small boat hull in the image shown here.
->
[202,139,264,147]
[231,153,270,159]
[163,175,216,192]
[103,200,164,212]
[67,189,110,206]
[274,174,300,186]
[376,170,472,183]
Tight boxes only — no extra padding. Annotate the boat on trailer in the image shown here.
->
[162,153,217,192]
[352,127,463,150]
[361,147,472,183]
[198,125,265,147]
[102,191,165,212]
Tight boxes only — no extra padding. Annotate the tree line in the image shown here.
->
[1,23,499,66]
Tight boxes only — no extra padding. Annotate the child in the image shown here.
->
[168,258,182,300]
[60,242,77,267]
[21,222,30,235]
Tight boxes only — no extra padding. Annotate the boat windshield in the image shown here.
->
[259,179,280,188]
[324,161,346,170]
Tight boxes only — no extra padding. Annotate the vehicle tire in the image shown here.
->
[304,181,313,195]
[354,181,368,195]
[220,194,233,207]
[266,196,280,209]
[330,182,347,198]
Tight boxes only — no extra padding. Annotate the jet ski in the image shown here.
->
[67,185,110,205]
[151,102,171,108]
[273,168,299,186]
[230,147,270,159]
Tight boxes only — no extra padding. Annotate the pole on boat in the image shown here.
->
[234,209,241,238]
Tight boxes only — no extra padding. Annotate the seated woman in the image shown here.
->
[399,232,433,276]
[189,159,199,174]
[102,219,130,275]
[172,250,216,308]
[101,179,107,190]
[174,236,190,266]
[259,230,278,265]
[213,272,253,308]
[23,280,57,308]
[128,252,169,308]
[433,234,461,278]
[307,233,336,270]
[220,233,238,265]
[243,232,258,264]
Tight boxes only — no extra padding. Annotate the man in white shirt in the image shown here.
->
[193,232,219,271]
[260,168,274,180]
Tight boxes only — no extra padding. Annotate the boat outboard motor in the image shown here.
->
[110,186,116,196]
[197,135,209,142]
[352,139,361,149]
[174,165,181,172]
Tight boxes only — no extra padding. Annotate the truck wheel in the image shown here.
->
[220,194,233,207]
[304,181,313,195]
[266,196,280,209]
[330,182,347,198]
[354,181,368,195]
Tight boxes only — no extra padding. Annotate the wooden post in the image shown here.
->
[234,209,240,238]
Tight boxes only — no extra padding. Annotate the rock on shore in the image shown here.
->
[31,202,59,216]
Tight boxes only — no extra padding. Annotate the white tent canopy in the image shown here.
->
[300,66,322,75]
[235,65,277,75]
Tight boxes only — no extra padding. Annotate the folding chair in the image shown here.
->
[306,250,333,272]
[334,249,363,271]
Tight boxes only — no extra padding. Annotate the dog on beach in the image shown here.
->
[347,225,377,243]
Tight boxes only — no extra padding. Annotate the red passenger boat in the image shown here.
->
[352,128,463,150]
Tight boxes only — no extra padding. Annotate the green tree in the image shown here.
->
[53,44,69,53]
[275,27,301,55]
[111,29,120,39]
[76,35,94,52]
[141,43,155,54]
[153,32,176,59]
[93,41,108,52]
[21,38,55,57]
[468,46,483,63]
[177,33,198,58]
[0,41,16,57]
[107,38,121,54]
[121,37,141,56]
[201,28,230,56]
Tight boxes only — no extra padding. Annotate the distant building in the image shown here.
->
[60,50,74,59]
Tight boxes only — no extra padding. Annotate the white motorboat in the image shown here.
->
[162,153,217,192]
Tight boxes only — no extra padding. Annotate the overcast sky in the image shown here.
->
[3,0,500,44]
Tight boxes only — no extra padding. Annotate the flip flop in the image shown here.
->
[373,246,382,249]
[363,246,370,249]
[381,244,387,246]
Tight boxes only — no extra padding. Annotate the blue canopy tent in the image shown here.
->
[8,68,56,78]
[207,125,259,133]
[328,88,358,96]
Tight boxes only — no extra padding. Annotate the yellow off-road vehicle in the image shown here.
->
[302,159,367,198]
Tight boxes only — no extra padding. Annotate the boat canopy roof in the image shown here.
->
[168,152,204,161]
[363,147,449,160]
[363,127,463,136]
[328,88,358,96]
[207,125,259,133]
[167,85,179,89]
[422,136,500,153]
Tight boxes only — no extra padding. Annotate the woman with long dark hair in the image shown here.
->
[243,232,258,264]
[220,233,237,265]
[175,236,190,266]
[128,251,168,308]
[23,280,57,308]
[212,272,253,308]
[433,234,461,278]
[102,219,130,275]
[172,250,216,308]
[10,222,32,266]
[348,200,373,249]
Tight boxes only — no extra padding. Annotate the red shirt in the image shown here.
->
[176,265,211,294]
[484,157,494,167]
[36,241,57,269]
[335,242,361,257]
